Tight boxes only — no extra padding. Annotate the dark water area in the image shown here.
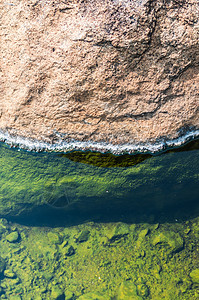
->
[60,137,199,168]
[0,139,198,228]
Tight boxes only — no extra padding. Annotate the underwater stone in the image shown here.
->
[136,250,145,258]
[0,219,8,227]
[9,296,22,300]
[117,281,143,300]
[51,286,65,300]
[78,292,111,300]
[3,270,16,279]
[136,228,149,249]
[64,290,74,300]
[64,245,75,257]
[106,223,129,242]
[138,229,149,239]
[189,269,199,283]
[47,232,62,245]
[76,230,90,243]
[152,231,184,253]
[137,284,149,297]
[60,241,68,248]
[6,231,20,243]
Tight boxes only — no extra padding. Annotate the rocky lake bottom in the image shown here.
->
[0,140,198,299]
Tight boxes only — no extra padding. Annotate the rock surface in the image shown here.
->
[0,0,199,147]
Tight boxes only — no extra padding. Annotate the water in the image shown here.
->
[0,141,198,299]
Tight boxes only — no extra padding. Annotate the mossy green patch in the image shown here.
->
[6,231,20,243]
[78,292,111,300]
[152,230,184,253]
[0,218,198,299]
[0,141,198,220]
[117,281,143,300]
[190,269,199,283]
[47,232,62,244]
[76,230,90,243]
[51,286,65,299]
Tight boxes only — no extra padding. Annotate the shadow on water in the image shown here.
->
[7,197,199,228]
[7,176,199,228]
[59,137,199,168]
[1,138,199,227]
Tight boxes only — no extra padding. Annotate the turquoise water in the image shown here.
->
[0,141,198,299]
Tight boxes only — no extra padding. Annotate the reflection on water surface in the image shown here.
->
[0,141,198,299]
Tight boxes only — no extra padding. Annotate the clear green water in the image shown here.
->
[0,142,198,299]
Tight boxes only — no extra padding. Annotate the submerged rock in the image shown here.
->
[117,281,143,300]
[190,269,199,283]
[152,230,184,253]
[47,232,62,245]
[63,245,75,257]
[105,223,129,242]
[51,286,65,300]
[78,292,111,300]
[0,0,198,149]
[3,269,16,279]
[137,284,149,297]
[64,291,74,300]
[6,231,20,243]
[76,230,90,243]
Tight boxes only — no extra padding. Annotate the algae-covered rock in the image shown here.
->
[4,269,16,278]
[62,245,75,257]
[137,284,149,297]
[190,269,199,283]
[51,286,65,300]
[136,228,149,249]
[76,230,90,243]
[0,218,198,299]
[64,290,74,300]
[6,231,20,243]
[9,296,22,300]
[117,281,143,300]
[105,223,129,242]
[78,292,111,300]
[152,231,184,253]
[47,232,62,245]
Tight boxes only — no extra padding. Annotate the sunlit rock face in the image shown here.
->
[0,0,198,146]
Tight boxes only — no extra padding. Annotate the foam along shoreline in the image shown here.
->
[0,129,199,155]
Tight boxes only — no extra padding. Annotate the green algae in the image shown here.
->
[0,142,198,220]
[0,141,198,298]
[190,269,199,283]
[0,217,198,299]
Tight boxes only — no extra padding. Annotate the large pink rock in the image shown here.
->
[0,0,198,150]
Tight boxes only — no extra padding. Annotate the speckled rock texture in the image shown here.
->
[0,0,199,146]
